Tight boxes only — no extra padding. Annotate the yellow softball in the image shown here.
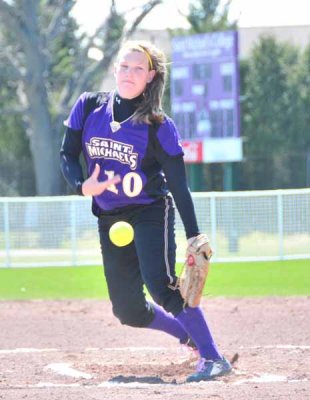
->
[109,221,134,247]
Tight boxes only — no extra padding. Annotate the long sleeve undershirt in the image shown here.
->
[162,155,200,239]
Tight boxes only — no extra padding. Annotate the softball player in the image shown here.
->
[60,40,231,382]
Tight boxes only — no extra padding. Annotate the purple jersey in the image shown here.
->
[65,92,184,211]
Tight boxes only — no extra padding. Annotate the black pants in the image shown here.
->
[98,196,184,328]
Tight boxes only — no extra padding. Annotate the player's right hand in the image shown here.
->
[82,164,121,196]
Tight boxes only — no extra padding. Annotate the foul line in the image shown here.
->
[239,345,310,350]
[1,375,308,390]
[0,348,59,355]
[1,344,309,355]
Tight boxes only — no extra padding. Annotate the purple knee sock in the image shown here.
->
[176,306,222,360]
[147,303,188,343]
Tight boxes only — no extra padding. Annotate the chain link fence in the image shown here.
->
[1,188,309,268]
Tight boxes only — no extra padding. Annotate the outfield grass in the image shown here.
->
[0,259,309,300]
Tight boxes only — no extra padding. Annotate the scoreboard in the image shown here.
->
[171,31,242,163]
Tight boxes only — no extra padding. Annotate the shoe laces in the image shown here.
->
[196,357,224,373]
[196,357,210,372]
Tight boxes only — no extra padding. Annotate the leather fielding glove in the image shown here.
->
[179,234,213,307]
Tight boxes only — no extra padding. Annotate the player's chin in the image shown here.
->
[118,84,142,99]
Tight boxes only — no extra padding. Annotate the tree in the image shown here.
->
[281,42,310,187]
[240,35,308,189]
[0,0,161,195]
[299,44,310,139]
[172,0,236,36]
[187,0,236,33]
[0,54,35,196]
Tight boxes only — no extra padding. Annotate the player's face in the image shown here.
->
[114,50,155,99]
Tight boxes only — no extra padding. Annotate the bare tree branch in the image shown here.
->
[84,23,107,50]
[62,0,162,105]
[78,25,106,64]
[46,0,76,41]
[58,0,114,108]
[0,106,27,115]
[79,0,118,62]
[75,44,118,94]
[0,0,18,23]
[123,0,162,39]
[0,0,29,40]
[0,0,163,195]
[116,0,160,19]
[0,47,27,81]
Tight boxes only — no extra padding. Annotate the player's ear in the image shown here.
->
[147,69,156,83]
[113,62,118,78]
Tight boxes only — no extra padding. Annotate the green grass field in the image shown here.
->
[0,259,309,300]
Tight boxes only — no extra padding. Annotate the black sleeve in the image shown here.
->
[60,127,85,195]
[162,155,200,239]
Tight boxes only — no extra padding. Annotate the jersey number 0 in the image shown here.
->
[105,170,143,198]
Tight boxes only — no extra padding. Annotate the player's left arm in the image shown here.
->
[161,155,200,239]
[152,117,200,239]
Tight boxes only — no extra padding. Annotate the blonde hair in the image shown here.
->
[116,40,167,124]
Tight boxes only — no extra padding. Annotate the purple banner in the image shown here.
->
[171,31,240,140]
